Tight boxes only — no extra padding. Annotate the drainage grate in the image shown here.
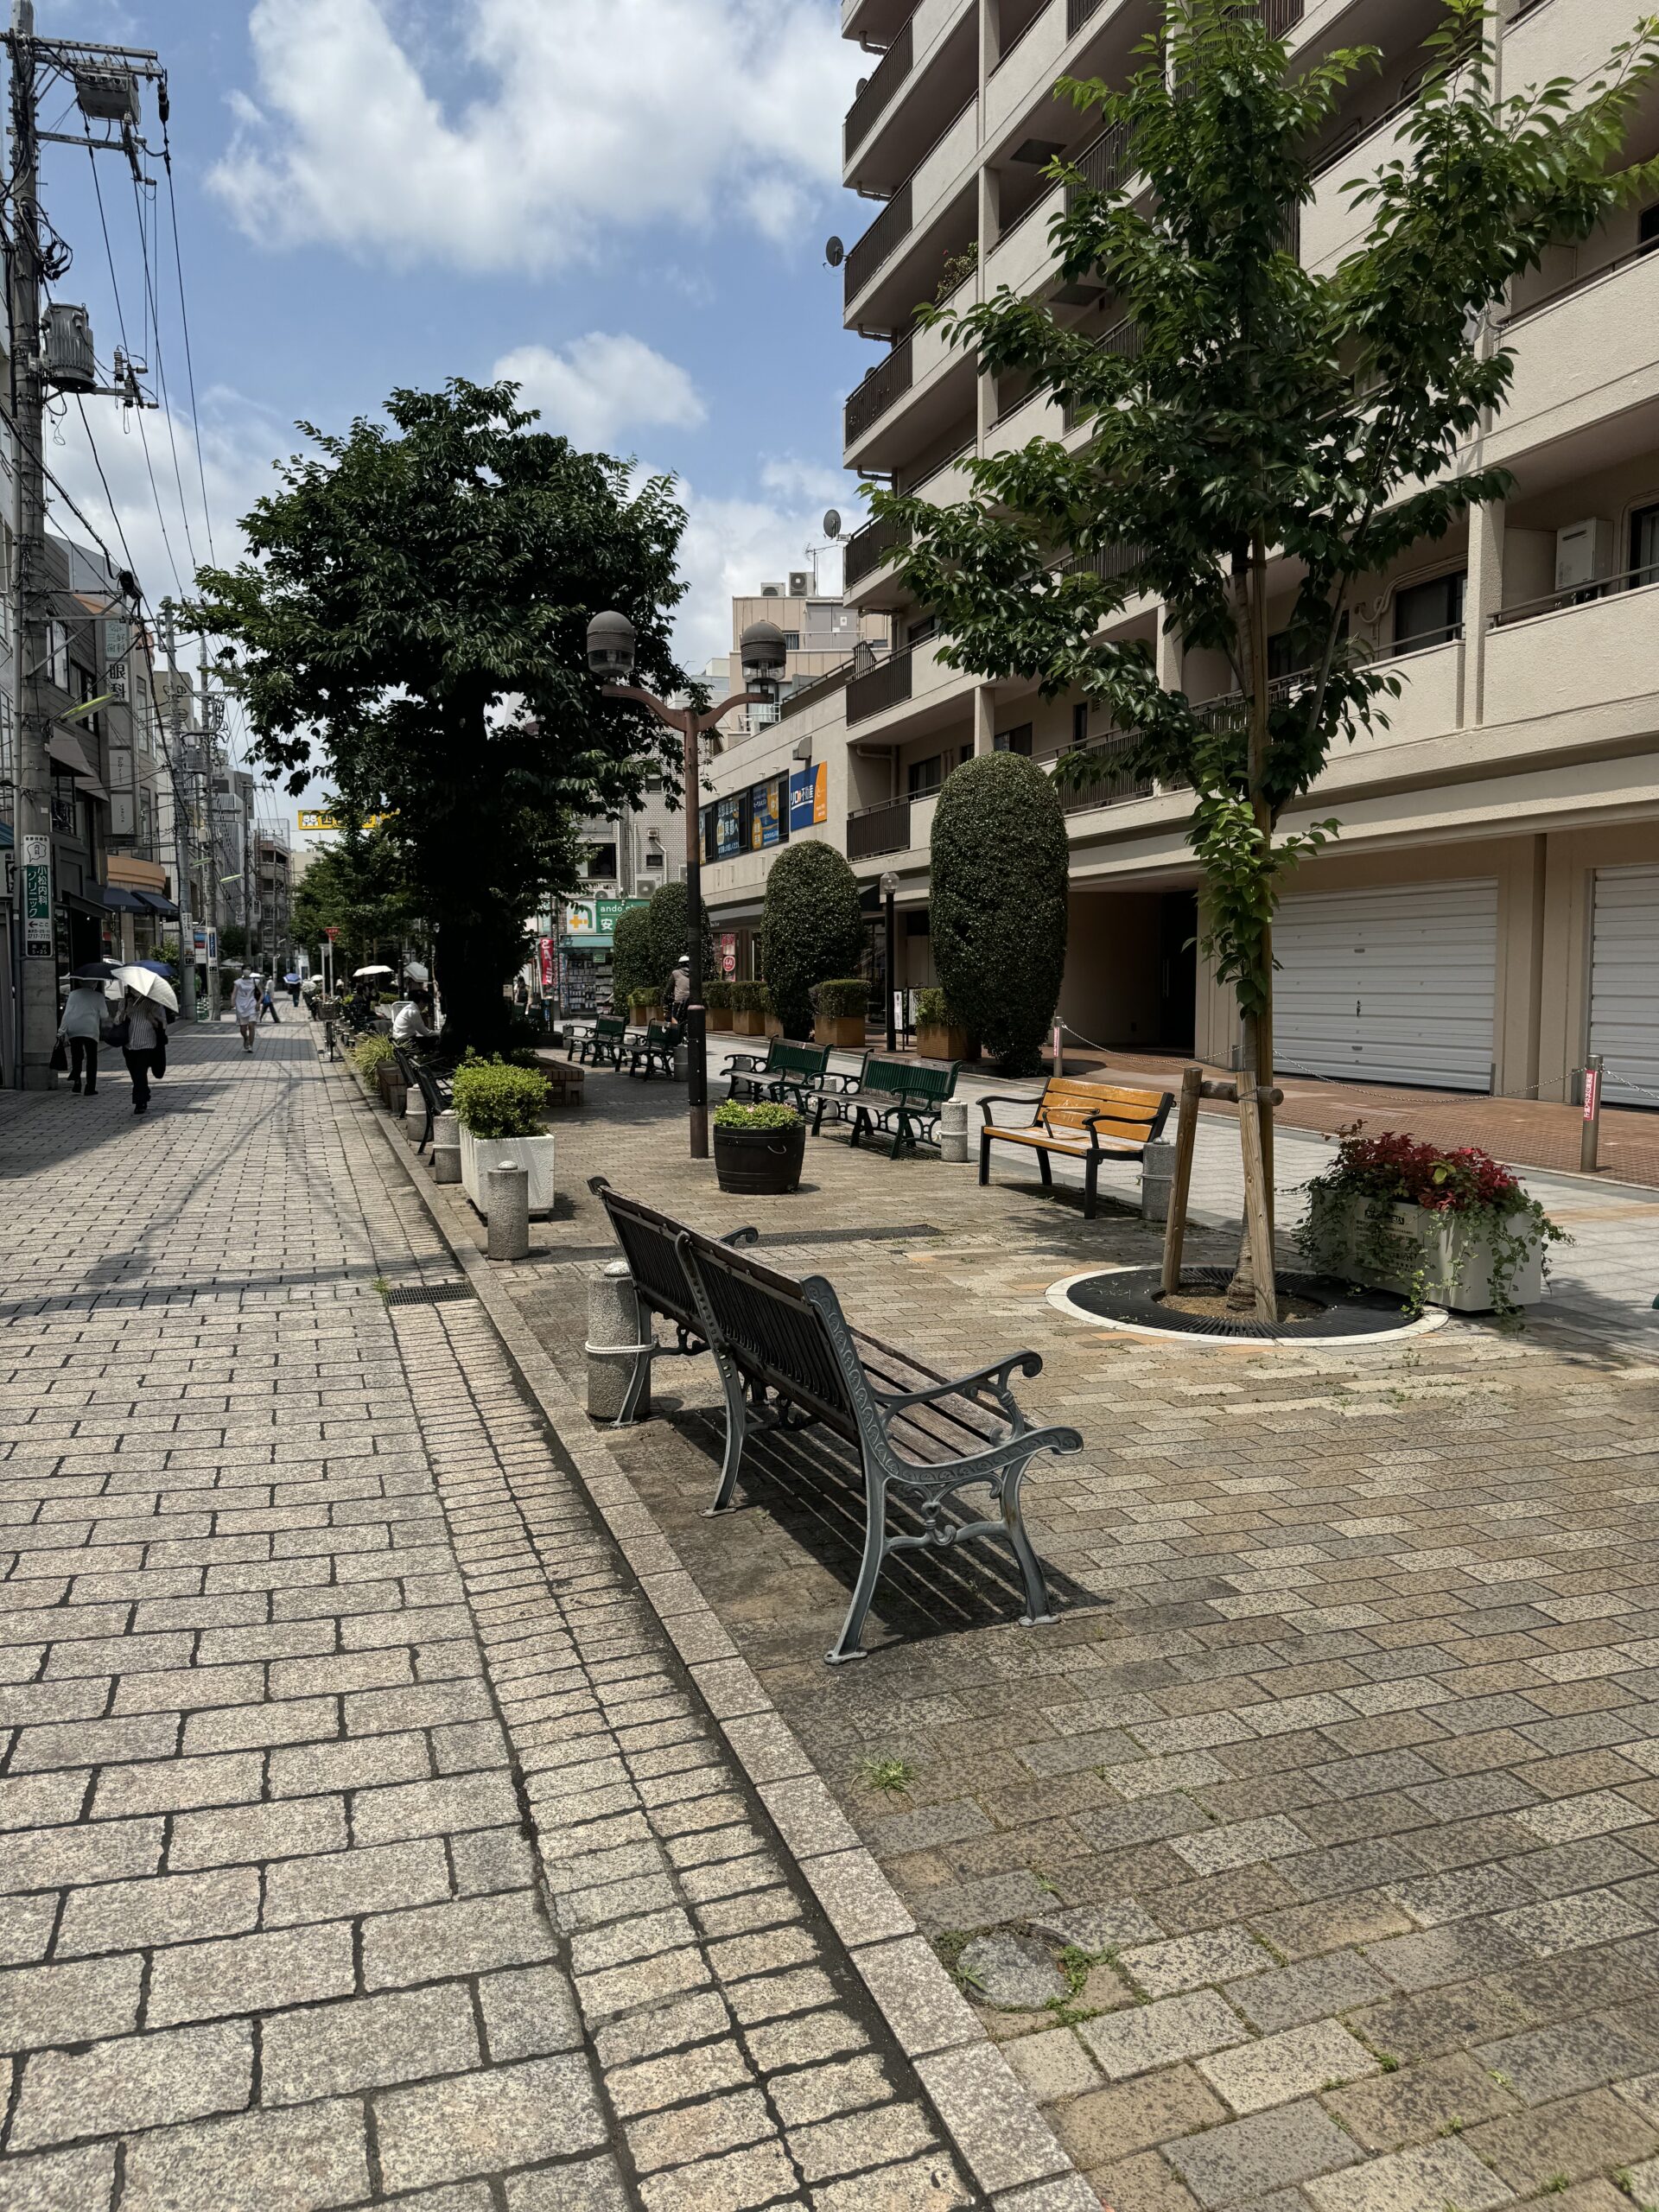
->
[383,1281,477,1306]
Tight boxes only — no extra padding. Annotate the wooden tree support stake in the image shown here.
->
[1160,1064,1204,1296]
[1236,1077,1278,1326]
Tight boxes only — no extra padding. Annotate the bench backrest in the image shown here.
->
[1039,1077,1172,1146]
[865,1054,958,1103]
[595,1015,626,1042]
[773,1041,830,1080]
[588,1179,703,1330]
[675,1235,857,1441]
[644,1020,679,1047]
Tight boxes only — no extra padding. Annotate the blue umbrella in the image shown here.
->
[137,958,175,978]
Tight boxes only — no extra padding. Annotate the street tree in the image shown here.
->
[875,0,1659,1235]
[196,378,690,1052]
[290,817,423,974]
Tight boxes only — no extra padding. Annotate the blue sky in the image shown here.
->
[41,0,869,831]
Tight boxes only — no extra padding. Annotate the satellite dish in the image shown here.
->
[824,236,844,268]
[823,509,842,542]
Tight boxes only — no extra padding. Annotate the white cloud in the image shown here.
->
[493,336,705,452]
[672,468,864,671]
[212,0,855,273]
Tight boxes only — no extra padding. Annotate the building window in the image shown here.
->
[1071,703,1090,748]
[1631,504,1659,588]
[50,769,77,834]
[584,842,617,879]
[907,753,944,797]
[1394,570,1465,655]
[782,631,800,651]
[644,848,664,870]
[994,724,1033,755]
[46,620,67,690]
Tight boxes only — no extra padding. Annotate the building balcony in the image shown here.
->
[843,0,975,191]
[843,98,977,322]
[1484,575,1659,729]
[1489,245,1659,466]
[847,794,912,860]
[843,314,976,472]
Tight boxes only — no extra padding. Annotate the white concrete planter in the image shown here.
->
[1304,1194,1546,1313]
[459,1128,556,1219]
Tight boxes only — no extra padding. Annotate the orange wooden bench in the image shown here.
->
[979,1077,1173,1219]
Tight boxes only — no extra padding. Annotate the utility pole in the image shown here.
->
[158,599,195,1023]
[8,0,51,1086]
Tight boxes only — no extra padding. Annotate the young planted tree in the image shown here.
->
[195,379,690,1054]
[876,0,1659,1246]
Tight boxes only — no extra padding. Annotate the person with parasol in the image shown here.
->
[55,959,120,1096]
[113,965,178,1114]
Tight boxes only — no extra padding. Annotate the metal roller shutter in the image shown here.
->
[1590,865,1659,1106]
[1274,879,1498,1090]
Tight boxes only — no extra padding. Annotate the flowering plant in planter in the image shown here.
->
[714,1101,800,1133]
[1300,1127,1568,1316]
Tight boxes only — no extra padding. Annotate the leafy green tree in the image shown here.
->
[195,378,690,1053]
[289,819,422,972]
[644,879,716,1001]
[877,0,1659,1192]
[931,755,1069,1074]
[609,904,658,1006]
[760,842,864,1041]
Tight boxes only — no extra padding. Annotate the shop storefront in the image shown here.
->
[555,894,650,1015]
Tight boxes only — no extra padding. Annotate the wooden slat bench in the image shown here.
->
[720,1037,829,1106]
[980,1077,1173,1219]
[810,1054,959,1158]
[589,1176,1081,1663]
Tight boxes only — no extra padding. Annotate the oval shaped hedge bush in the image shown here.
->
[930,752,1068,1074]
[760,842,864,1042]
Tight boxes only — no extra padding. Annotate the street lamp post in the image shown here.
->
[881,871,899,1052]
[585,612,787,1160]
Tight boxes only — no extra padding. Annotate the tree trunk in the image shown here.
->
[433,918,520,1058]
[1229,533,1277,1311]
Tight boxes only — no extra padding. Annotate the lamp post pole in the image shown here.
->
[588,613,787,1161]
[881,871,899,1052]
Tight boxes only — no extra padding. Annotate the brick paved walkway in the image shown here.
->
[0,1024,1007,2211]
[448,1051,1659,2212]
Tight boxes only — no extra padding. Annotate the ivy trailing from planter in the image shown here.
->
[1300,1127,1568,1318]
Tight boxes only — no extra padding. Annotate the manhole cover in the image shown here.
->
[1046,1265,1446,1344]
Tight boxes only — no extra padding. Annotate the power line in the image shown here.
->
[159,116,215,568]
[126,165,200,586]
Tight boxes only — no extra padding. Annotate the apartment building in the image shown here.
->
[702,0,1659,1105]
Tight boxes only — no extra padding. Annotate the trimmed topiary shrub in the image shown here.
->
[760,842,864,1041]
[810,978,869,1020]
[609,904,657,1007]
[645,880,715,996]
[705,978,733,1011]
[931,753,1068,1074]
[450,1056,549,1138]
[730,981,770,1014]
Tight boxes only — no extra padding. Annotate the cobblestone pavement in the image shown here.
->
[0,1022,1011,2211]
[462,1050,1659,2212]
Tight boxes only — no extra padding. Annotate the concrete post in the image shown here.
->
[404,1091,426,1147]
[938,1096,969,1164]
[485,1164,530,1261]
[1141,1140,1175,1224]
[587,1261,648,1422]
[430,1109,461,1185]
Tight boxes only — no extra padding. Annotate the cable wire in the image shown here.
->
[159,122,214,566]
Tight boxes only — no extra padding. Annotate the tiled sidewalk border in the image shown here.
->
[344,1057,1103,2212]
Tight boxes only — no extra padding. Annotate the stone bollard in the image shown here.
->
[587,1261,649,1422]
[430,1110,461,1185]
[485,1164,531,1261]
[1141,1140,1175,1224]
[385,1079,407,1122]
[404,1091,427,1147]
[938,1096,969,1165]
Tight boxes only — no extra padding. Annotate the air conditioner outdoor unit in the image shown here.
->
[634,878,655,896]
[1555,518,1612,594]
[788,571,810,596]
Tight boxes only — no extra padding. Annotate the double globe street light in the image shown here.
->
[586,611,789,1158]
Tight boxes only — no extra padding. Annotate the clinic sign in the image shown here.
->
[22,834,51,957]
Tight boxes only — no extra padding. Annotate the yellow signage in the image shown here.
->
[297,810,396,832]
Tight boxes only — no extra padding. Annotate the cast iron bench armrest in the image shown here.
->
[870,1347,1045,1429]
[721,1052,770,1075]
[801,1070,862,1096]
[719,1224,761,1249]
[978,1094,1046,1127]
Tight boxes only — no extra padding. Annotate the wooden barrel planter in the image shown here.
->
[714,1122,805,1196]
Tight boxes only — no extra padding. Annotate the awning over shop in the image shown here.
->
[46,728,108,801]
[136,891,178,918]
[61,887,109,916]
[102,886,148,913]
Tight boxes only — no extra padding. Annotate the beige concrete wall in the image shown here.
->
[1539,820,1659,1101]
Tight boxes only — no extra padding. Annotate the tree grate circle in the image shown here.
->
[1047,1265,1443,1344]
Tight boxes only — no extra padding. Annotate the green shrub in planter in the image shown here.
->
[931,752,1068,1074]
[761,842,863,1040]
[705,978,733,1011]
[714,1100,800,1132]
[353,1036,397,1084]
[450,1057,549,1139]
[730,981,769,1014]
[627,987,660,1017]
[610,904,657,1005]
[810,977,869,1020]
[917,986,958,1028]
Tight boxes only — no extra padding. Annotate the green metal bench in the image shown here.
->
[571,1014,627,1069]
[721,1036,829,1105]
[627,1020,682,1080]
[812,1054,960,1158]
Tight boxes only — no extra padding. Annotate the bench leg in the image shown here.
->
[1084,1154,1099,1221]
[849,1110,863,1151]
[616,1343,653,1427]
[888,1112,906,1161]
[704,1352,749,1516]
[978,1130,991,1186]
[1000,1454,1056,1628]
[1037,1148,1053,1194]
[827,1464,887,1664]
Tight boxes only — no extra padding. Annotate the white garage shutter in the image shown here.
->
[1274,879,1497,1090]
[1590,865,1659,1106]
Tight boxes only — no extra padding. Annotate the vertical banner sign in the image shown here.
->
[787,765,829,832]
[537,937,556,991]
[22,834,51,956]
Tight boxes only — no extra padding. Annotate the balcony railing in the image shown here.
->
[848,797,912,860]
[847,645,914,723]
[1500,235,1659,331]
[1063,316,1145,428]
[844,509,911,587]
[1255,0,1304,31]
[1068,0,1104,29]
[844,19,912,160]
[845,333,914,445]
[1196,668,1313,728]
[1067,121,1131,206]
[779,658,856,721]
[1054,734,1155,812]
[1065,538,1152,588]
[1490,565,1659,627]
[845,178,912,303]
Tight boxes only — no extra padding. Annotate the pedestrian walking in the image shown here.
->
[232,972,260,1051]
[56,976,108,1095]
[261,976,281,1023]
[287,973,302,1007]
[668,955,691,1018]
[512,976,529,1013]
[122,988,165,1115]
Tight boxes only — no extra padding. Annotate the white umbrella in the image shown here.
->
[354,964,395,979]
[114,964,180,1014]
[403,960,429,984]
